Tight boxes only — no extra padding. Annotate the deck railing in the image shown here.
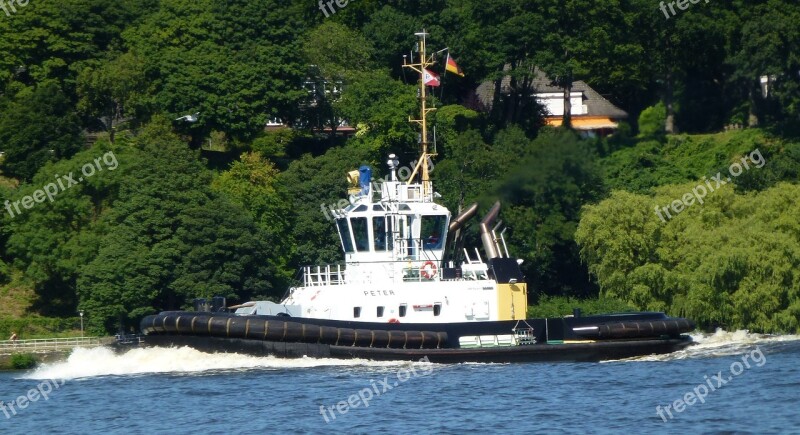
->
[303,264,345,286]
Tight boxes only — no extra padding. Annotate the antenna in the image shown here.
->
[402,30,438,198]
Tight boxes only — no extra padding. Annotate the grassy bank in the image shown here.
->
[0,317,83,340]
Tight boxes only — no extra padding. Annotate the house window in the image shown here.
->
[399,304,407,317]
[433,303,442,317]
[377,306,385,318]
[354,307,361,318]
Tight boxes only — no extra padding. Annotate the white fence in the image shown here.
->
[0,337,108,355]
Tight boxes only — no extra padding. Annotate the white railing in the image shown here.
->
[0,337,108,354]
[303,264,345,286]
[382,181,434,203]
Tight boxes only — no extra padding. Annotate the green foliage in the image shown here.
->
[211,152,292,286]
[334,70,417,150]
[251,129,314,162]
[75,134,275,333]
[122,0,309,140]
[76,52,149,135]
[435,129,496,213]
[0,82,83,181]
[432,105,482,151]
[494,129,606,297]
[601,129,786,193]
[302,22,376,81]
[638,102,666,139]
[10,354,38,370]
[0,317,80,339]
[527,296,636,319]
[728,0,800,124]
[0,0,147,92]
[3,116,277,332]
[576,182,800,333]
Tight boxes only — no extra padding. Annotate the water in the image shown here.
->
[1,330,799,434]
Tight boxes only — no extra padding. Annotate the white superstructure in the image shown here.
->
[269,157,528,324]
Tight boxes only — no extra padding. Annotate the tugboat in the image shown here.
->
[139,32,694,363]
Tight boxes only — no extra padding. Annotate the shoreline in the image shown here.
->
[0,337,116,371]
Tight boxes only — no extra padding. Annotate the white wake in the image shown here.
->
[21,329,800,377]
[21,346,415,380]
[619,329,800,362]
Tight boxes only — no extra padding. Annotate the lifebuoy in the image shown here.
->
[388,318,400,324]
[421,261,438,279]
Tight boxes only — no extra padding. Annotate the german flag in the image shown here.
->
[446,54,465,77]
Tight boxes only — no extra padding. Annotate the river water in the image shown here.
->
[1,330,798,434]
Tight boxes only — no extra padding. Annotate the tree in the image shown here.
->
[334,70,417,151]
[0,0,149,97]
[76,128,275,333]
[212,152,293,286]
[536,0,649,131]
[122,0,309,141]
[729,0,800,126]
[301,22,377,134]
[494,129,606,298]
[576,180,800,333]
[76,52,149,141]
[435,129,496,213]
[0,82,83,181]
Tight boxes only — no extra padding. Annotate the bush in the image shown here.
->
[527,296,636,318]
[10,353,37,370]
[638,102,667,139]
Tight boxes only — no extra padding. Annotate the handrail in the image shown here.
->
[302,264,345,286]
[0,337,106,354]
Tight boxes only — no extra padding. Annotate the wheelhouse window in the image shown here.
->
[373,217,393,251]
[336,218,354,253]
[350,217,370,252]
[422,215,446,250]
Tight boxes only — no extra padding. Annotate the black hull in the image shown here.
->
[136,311,695,363]
[140,334,692,363]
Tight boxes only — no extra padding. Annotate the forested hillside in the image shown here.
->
[1,0,799,334]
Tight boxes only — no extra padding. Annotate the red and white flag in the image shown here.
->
[423,69,440,87]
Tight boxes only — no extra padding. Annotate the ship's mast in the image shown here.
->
[403,31,437,196]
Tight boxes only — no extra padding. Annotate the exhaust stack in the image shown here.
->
[480,201,502,259]
[449,202,478,233]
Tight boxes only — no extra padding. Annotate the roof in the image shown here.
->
[475,67,628,119]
